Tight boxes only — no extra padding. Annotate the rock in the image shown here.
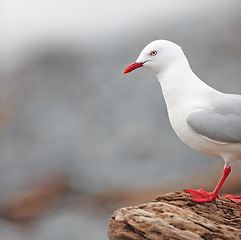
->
[108,191,241,240]
[0,175,69,222]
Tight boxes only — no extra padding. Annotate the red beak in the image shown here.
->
[123,61,145,74]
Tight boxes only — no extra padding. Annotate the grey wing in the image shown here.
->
[186,95,241,143]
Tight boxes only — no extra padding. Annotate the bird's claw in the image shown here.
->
[184,189,217,203]
[222,194,241,205]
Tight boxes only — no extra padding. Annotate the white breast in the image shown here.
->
[163,89,241,163]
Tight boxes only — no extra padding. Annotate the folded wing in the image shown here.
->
[186,94,241,143]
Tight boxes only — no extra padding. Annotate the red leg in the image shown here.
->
[184,165,231,203]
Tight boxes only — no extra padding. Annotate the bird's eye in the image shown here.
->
[150,50,157,56]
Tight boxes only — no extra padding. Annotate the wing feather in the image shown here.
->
[186,94,241,143]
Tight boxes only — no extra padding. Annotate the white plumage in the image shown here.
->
[124,40,241,204]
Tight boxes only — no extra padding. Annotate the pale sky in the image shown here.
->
[0,0,238,71]
[1,0,226,48]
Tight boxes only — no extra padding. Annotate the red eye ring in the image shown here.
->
[150,50,157,56]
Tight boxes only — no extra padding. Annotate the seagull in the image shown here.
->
[123,40,241,204]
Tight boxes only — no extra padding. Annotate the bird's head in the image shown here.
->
[124,40,185,75]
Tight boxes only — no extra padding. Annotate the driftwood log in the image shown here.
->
[108,191,241,240]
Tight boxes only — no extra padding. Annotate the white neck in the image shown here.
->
[156,60,213,111]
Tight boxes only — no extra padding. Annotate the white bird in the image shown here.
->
[124,40,241,204]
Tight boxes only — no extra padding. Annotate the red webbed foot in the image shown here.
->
[222,194,241,205]
[184,188,218,202]
[184,165,232,203]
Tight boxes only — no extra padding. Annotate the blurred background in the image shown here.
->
[1,0,241,239]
